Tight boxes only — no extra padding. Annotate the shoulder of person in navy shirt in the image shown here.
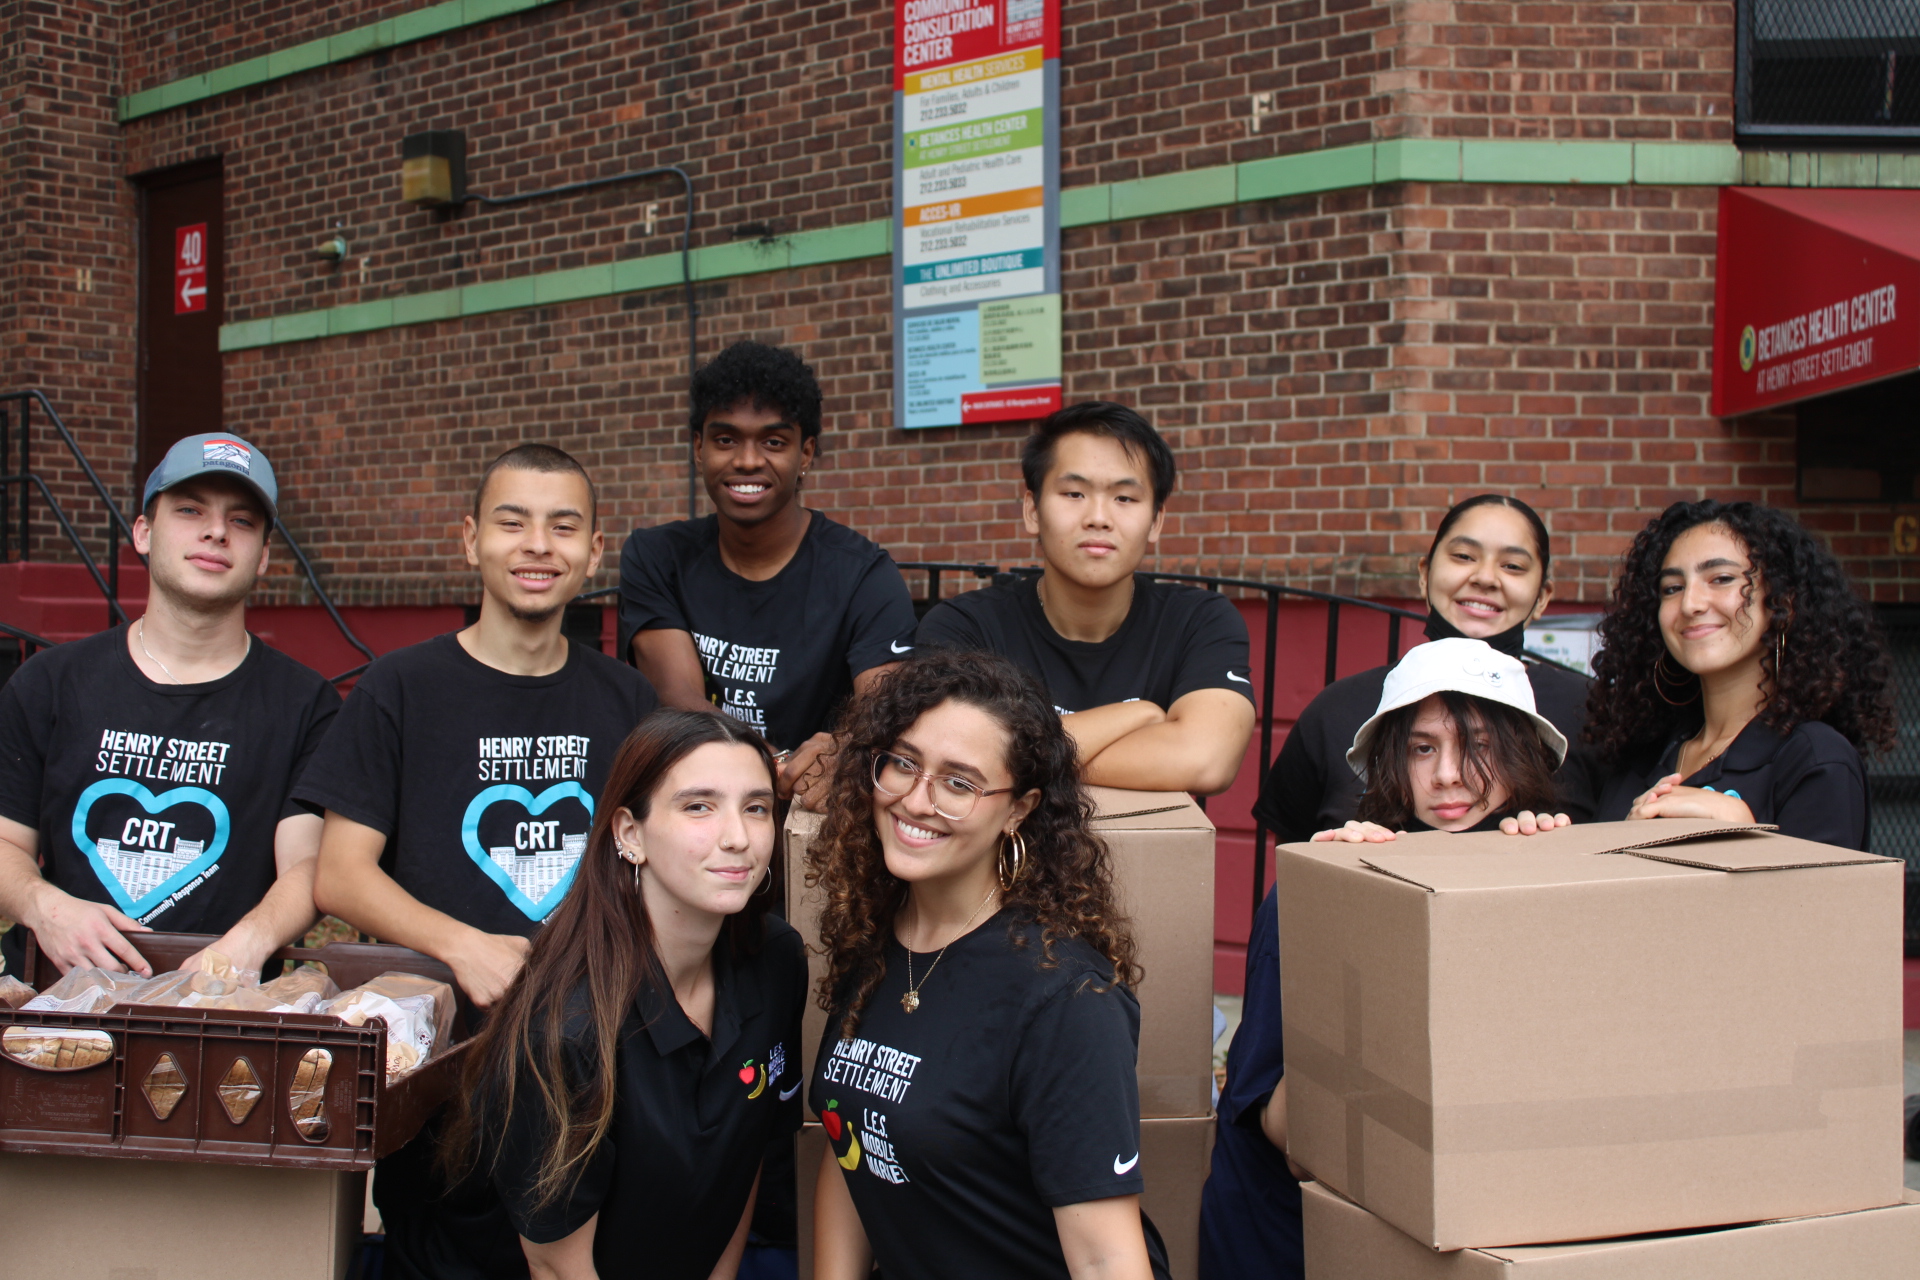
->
[300,444,658,1010]
[431,710,805,1280]
[1586,499,1895,851]
[620,340,917,805]
[1201,639,1573,1280]
[916,401,1254,795]
[806,649,1170,1280]
[1254,493,1598,846]
[0,431,339,981]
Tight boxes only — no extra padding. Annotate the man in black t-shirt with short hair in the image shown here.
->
[0,433,339,979]
[916,402,1255,794]
[299,444,657,1280]
[301,444,656,1008]
[619,341,917,804]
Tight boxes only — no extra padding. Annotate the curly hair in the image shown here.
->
[688,340,823,441]
[808,650,1141,1039]
[1585,500,1896,766]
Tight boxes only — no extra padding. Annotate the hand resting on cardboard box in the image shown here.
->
[1625,773,1756,824]
[1310,811,1572,842]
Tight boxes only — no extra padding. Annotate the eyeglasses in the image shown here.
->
[871,751,1014,821]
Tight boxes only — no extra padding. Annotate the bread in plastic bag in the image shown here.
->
[260,964,339,1007]
[0,975,35,1008]
[22,967,149,1013]
[324,971,455,1079]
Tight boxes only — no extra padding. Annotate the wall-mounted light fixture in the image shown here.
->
[316,235,349,262]
[401,130,467,207]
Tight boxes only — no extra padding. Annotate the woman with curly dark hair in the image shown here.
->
[806,649,1168,1280]
[1588,500,1895,848]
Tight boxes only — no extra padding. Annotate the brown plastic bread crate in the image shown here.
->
[0,930,470,1169]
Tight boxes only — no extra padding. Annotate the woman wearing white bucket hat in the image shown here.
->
[1313,637,1572,841]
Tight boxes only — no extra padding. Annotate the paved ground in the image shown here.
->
[1216,1000,1920,1191]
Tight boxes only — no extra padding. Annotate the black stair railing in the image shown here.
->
[0,391,376,682]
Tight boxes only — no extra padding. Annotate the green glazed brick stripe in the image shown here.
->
[218,139,1920,351]
[120,0,562,121]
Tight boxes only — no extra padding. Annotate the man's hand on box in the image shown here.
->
[1498,811,1573,836]
[28,888,152,976]
[1311,821,1398,843]
[448,930,532,1007]
[782,732,838,812]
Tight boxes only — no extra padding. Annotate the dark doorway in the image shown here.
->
[136,159,224,489]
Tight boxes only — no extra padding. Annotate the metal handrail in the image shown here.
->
[0,474,129,626]
[894,560,1579,927]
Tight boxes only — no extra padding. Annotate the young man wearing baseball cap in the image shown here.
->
[0,433,341,979]
[916,401,1255,794]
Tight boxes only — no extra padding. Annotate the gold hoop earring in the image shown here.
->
[997,829,1027,891]
[1653,651,1699,706]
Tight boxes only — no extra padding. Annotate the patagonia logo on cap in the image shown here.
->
[202,439,252,473]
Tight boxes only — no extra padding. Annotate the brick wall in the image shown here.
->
[12,0,1920,612]
[0,0,139,561]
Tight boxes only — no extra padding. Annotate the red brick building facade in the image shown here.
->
[7,1,1919,984]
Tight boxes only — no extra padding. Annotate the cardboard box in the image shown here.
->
[1278,819,1906,1249]
[1302,1180,1920,1279]
[0,1151,362,1279]
[796,1114,1214,1280]
[785,786,1215,1117]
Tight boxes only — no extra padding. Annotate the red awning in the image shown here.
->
[1712,187,1920,417]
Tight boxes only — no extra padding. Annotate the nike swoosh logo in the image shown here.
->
[891,640,913,654]
[1113,1152,1139,1175]
[778,1080,802,1102]
[1226,671,1251,684]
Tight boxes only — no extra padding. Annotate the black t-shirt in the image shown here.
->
[492,918,807,1278]
[1592,719,1870,850]
[0,627,339,971]
[291,633,657,936]
[1253,659,1597,845]
[617,512,918,751]
[809,912,1171,1280]
[916,575,1253,714]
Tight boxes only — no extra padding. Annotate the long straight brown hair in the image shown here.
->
[440,708,777,1209]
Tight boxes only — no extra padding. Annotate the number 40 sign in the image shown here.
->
[174,223,208,315]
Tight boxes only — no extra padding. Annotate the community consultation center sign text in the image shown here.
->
[894,0,1062,429]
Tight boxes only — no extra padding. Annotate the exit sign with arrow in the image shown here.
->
[174,223,208,315]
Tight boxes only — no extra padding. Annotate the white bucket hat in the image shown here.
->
[1345,637,1569,779]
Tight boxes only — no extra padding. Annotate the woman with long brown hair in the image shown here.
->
[807,649,1169,1280]
[439,709,804,1280]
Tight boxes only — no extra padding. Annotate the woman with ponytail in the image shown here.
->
[440,709,804,1280]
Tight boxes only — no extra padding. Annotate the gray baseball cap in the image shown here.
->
[142,433,278,521]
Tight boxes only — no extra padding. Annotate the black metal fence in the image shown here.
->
[1739,0,1920,140]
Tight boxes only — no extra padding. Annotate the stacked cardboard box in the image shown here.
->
[1275,818,1910,1275]
[785,787,1219,1277]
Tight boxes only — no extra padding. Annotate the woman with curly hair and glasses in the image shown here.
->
[1587,500,1896,848]
[806,649,1169,1280]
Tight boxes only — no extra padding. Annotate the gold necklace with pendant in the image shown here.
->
[900,883,998,1013]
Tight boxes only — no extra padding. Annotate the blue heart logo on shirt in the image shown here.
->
[461,782,594,921]
[71,779,231,919]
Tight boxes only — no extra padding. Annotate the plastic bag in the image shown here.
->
[22,967,148,1014]
[0,975,35,1008]
[324,971,455,1079]
[259,964,339,1007]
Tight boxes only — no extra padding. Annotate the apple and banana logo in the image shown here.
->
[738,1060,768,1099]
[822,1100,862,1170]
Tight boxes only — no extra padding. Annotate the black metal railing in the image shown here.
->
[1738,0,1920,141]
[0,391,376,682]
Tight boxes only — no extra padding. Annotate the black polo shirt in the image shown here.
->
[1592,718,1869,850]
[1253,658,1597,845]
[492,917,808,1277]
